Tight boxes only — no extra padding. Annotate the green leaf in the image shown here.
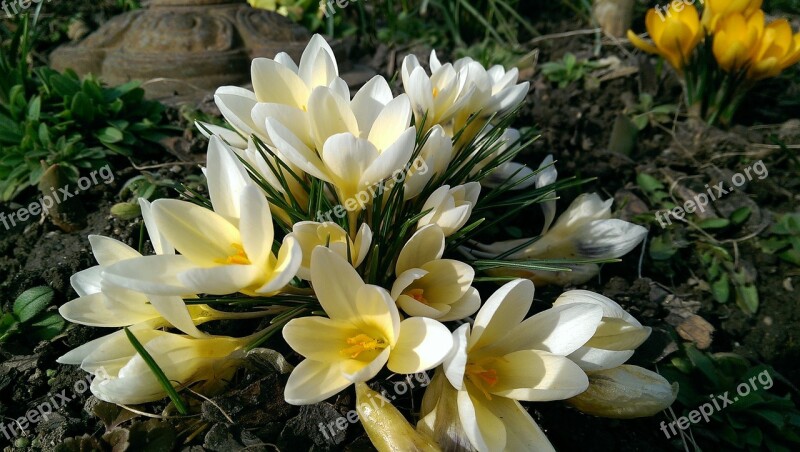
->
[636,173,664,193]
[13,286,54,323]
[730,207,752,226]
[712,272,730,303]
[27,95,41,121]
[698,218,731,230]
[123,327,188,415]
[70,92,96,122]
[30,312,65,340]
[49,73,81,97]
[0,313,18,336]
[96,127,124,144]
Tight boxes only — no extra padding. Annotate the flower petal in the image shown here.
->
[468,279,534,352]
[396,225,445,274]
[284,359,352,405]
[490,350,589,401]
[388,317,453,374]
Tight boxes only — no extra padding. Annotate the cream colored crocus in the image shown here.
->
[282,247,453,405]
[417,182,480,236]
[214,34,346,144]
[568,365,678,418]
[451,58,530,146]
[473,193,647,286]
[265,84,416,212]
[104,137,301,296]
[60,198,208,338]
[70,328,249,404]
[287,221,372,280]
[392,225,480,321]
[397,125,452,201]
[433,279,603,451]
[402,51,473,132]
[553,290,651,371]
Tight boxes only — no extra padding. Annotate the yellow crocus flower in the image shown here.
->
[747,18,800,80]
[702,0,763,30]
[712,10,765,72]
[627,5,704,72]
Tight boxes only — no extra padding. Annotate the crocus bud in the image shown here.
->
[355,382,442,452]
[568,365,678,418]
[417,183,480,236]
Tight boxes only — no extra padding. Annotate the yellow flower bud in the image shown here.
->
[355,382,442,452]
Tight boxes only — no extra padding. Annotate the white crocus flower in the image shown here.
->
[436,279,603,452]
[74,328,248,404]
[104,137,302,296]
[553,290,652,372]
[397,125,452,201]
[287,221,372,280]
[265,83,416,211]
[401,51,473,132]
[60,199,207,338]
[417,182,480,236]
[214,34,346,144]
[281,247,453,405]
[391,225,480,321]
[473,193,647,286]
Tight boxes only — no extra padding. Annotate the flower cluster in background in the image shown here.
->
[57,35,669,451]
[627,0,800,125]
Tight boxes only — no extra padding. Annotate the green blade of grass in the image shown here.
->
[123,327,188,415]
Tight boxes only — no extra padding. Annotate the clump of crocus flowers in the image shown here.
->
[627,0,800,125]
[58,35,674,450]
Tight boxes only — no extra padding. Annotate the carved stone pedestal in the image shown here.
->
[50,0,310,101]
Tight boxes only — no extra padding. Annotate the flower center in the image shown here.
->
[432,86,440,98]
[466,362,498,400]
[341,334,387,359]
[406,288,429,304]
[216,243,251,266]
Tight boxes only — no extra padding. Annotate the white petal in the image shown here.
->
[368,95,413,151]
[103,255,197,295]
[568,346,635,372]
[239,185,274,265]
[298,34,339,87]
[457,390,506,452]
[178,265,260,295]
[214,87,260,137]
[284,359,352,405]
[148,295,206,338]
[360,127,416,187]
[491,350,589,401]
[443,324,470,390]
[70,266,103,297]
[207,136,252,224]
[352,75,393,132]
[490,302,604,357]
[574,219,647,258]
[251,58,309,107]
[388,317,453,374]
[88,235,139,266]
[266,117,330,182]
[310,246,365,321]
[468,279,534,351]
[255,236,302,294]
[396,225,445,274]
[139,199,174,255]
